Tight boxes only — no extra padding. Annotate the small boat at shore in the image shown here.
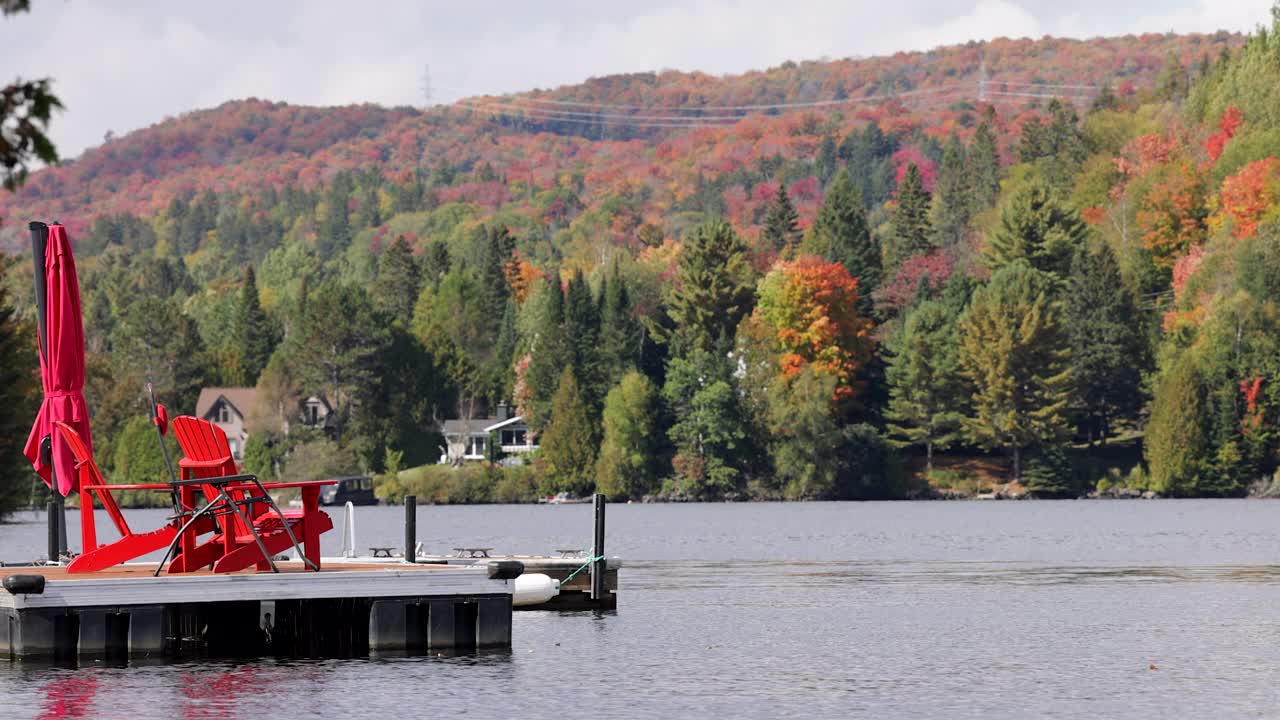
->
[538,492,591,505]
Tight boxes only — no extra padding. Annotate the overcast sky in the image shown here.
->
[1,0,1271,160]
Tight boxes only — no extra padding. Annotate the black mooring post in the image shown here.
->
[46,500,58,563]
[591,493,606,602]
[404,495,417,564]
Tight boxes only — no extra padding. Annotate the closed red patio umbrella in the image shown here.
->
[23,222,91,497]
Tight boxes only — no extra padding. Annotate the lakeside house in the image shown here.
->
[439,401,537,464]
[195,387,333,460]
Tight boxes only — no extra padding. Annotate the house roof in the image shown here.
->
[195,387,258,421]
[441,415,527,436]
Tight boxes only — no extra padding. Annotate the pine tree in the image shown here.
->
[524,275,566,432]
[492,298,518,399]
[957,262,1073,482]
[540,367,597,496]
[884,300,965,472]
[663,347,747,498]
[372,235,422,327]
[1018,117,1047,163]
[317,172,352,259]
[1042,100,1087,188]
[473,225,514,319]
[233,266,277,386]
[596,371,660,501]
[803,168,880,311]
[969,109,1001,213]
[761,183,801,255]
[598,261,639,387]
[1065,244,1146,443]
[422,240,451,288]
[884,163,933,269]
[931,135,970,247]
[660,220,756,353]
[985,180,1088,279]
[815,134,839,183]
[563,270,602,408]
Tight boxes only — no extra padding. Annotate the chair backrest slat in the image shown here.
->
[53,421,131,537]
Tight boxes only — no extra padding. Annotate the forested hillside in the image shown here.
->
[3,25,1276,506]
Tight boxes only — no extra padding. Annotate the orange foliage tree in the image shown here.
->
[745,256,874,401]
[1134,158,1208,267]
[1213,157,1280,239]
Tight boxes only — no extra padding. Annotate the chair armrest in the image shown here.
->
[258,480,339,489]
[178,457,234,469]
[171,473,259,488]
[82,483,174,491]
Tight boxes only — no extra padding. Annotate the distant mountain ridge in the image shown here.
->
[0,31,1242,248]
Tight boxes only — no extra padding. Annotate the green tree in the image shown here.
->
[0,277,37,514]
[0,1,61,192]
[422,240,451,288]
[522,275,566,432]
[663,348,747,498]
[761,183,801,255]
[1145,354,1210,496]
[765,367,844,499]
[659,220,756,353]
[985,180,1088,278]
[884,300,965,472]
[957,263,1073,482]
[233,265,277,386]
[540,367,597,496]
[884,163,934,269]
[596,371,660,500]
[564,269,603,406]
[317,172,352,259]
[114,297,209,413]
[286,281,388,443]
[598,261,640,388]
[969,108,1001,213]
[803,168,880,310]
[1065,244,1146,442]
[372,235,422,327]
[931,136,970,247]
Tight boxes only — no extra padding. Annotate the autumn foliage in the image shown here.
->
[1213,157,1280,239]
[749,256,874,401]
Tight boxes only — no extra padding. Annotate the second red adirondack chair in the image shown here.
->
[169,415,333,573]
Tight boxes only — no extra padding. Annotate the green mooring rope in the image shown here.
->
[559,553,605,585]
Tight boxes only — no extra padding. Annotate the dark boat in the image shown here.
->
[319,475,377,506]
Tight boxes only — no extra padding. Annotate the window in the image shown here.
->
[216,403,230,423]
[228,439,240,459]
[305,404,319,425]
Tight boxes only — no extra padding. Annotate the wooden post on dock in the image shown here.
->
[591,493,606,602]
[404,495,417,564]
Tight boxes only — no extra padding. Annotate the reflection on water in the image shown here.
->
[4,499,1280,718]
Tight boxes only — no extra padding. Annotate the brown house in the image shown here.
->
[194,387,333,461]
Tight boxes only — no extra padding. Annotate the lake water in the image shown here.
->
[2,500,1280,718]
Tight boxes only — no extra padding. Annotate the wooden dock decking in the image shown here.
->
[1,560,515,660]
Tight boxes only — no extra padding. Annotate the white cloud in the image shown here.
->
[0,0,1270,161]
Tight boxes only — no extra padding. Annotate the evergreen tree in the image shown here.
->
[931,135,970,247]
[659,220,756,353]
[317,172,352,259]
[564,270,603,407]
[233,265,277,387]
[1018,117,1047,163]
[473,224,514,319]
[523,275,566,432]
[803,168,879,310]
[884,300,966,472]
[115,297,209,414]
[0,281,37,515]
[985,180,1088,278]
[1065,244,1146,443]
[957,262,1073,482]
[372,235,422,327]
[815,134,839,183]
[422,240,451,288]
[596,371,660,501]
[765,367,844,499]
[492,298,518,399]
[598,261,639,387]
[761,183,801,255]
[1145,354,1210,496]
[969,109,1002,213]
[540,367,597,496]
[884,163,934,269]
[1042,100,1087,188]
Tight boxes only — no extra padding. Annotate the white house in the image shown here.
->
[440,401,537,464]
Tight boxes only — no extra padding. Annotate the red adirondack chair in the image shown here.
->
[169,416,333,573]
[54,421,182,573]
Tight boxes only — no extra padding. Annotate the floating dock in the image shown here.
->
[0,561,517,661]
[416,554,620,610]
